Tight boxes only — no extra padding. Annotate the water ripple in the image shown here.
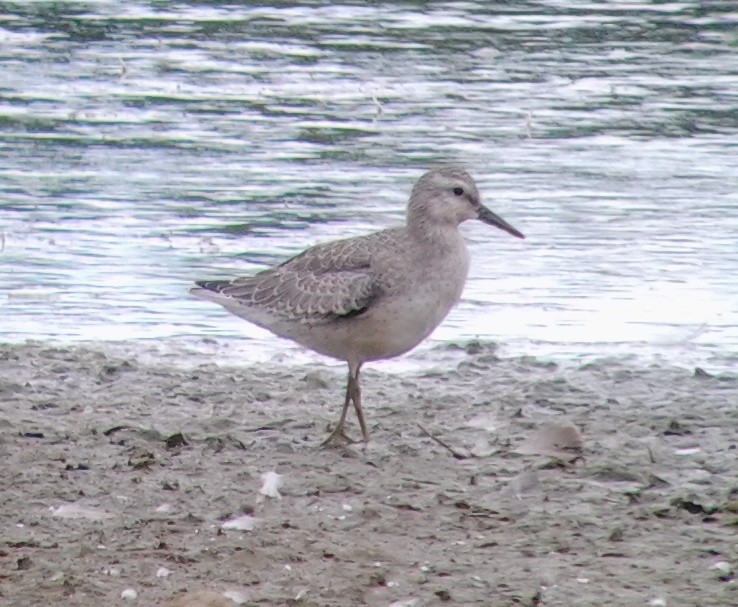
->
[1,1,736,371]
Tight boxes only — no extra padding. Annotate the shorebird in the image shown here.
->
[191,166,524,444]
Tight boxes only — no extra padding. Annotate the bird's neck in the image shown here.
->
[407,218,464,253]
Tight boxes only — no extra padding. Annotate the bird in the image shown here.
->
[191,166,524,445]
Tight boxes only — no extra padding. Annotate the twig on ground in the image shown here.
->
[417,423,470,459]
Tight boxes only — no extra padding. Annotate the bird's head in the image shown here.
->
[408,166,524,239]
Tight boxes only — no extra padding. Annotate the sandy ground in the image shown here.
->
[1,341,737,607]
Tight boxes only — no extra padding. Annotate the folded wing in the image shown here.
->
[192,231,398,323]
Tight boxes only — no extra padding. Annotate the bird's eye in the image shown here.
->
[453,187,464,196]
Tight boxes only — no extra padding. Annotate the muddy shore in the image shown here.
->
[1,342,736,606]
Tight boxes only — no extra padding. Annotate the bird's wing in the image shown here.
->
[195,267,377,321]
[194,229,401,322]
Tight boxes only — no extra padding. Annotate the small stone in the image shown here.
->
[165,432,189,449]
[435,588,452,601]
[121,588,138,601]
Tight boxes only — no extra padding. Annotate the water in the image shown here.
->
[2,1,737,372]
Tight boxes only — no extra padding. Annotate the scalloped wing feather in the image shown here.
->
[195,229,402,322]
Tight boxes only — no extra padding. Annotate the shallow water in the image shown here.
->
[2,1,737,371]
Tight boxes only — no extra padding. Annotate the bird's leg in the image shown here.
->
[321,363,359,446]
[350,363,369,443]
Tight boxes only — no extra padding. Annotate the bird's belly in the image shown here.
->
[348,285,462,361]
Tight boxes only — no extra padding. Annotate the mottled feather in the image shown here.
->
[195,229,405,323]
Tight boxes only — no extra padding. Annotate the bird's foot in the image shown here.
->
[320,424,363,447]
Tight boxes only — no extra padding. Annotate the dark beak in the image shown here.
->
[477,205,525,239]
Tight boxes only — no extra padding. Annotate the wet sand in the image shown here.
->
[1,342,737,606]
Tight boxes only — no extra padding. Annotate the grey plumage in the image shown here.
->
[191,166,524,444]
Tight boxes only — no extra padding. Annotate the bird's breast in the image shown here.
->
[352,245,469,360]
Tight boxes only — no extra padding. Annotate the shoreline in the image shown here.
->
[2,333,734,375]
[1,341,736,606]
